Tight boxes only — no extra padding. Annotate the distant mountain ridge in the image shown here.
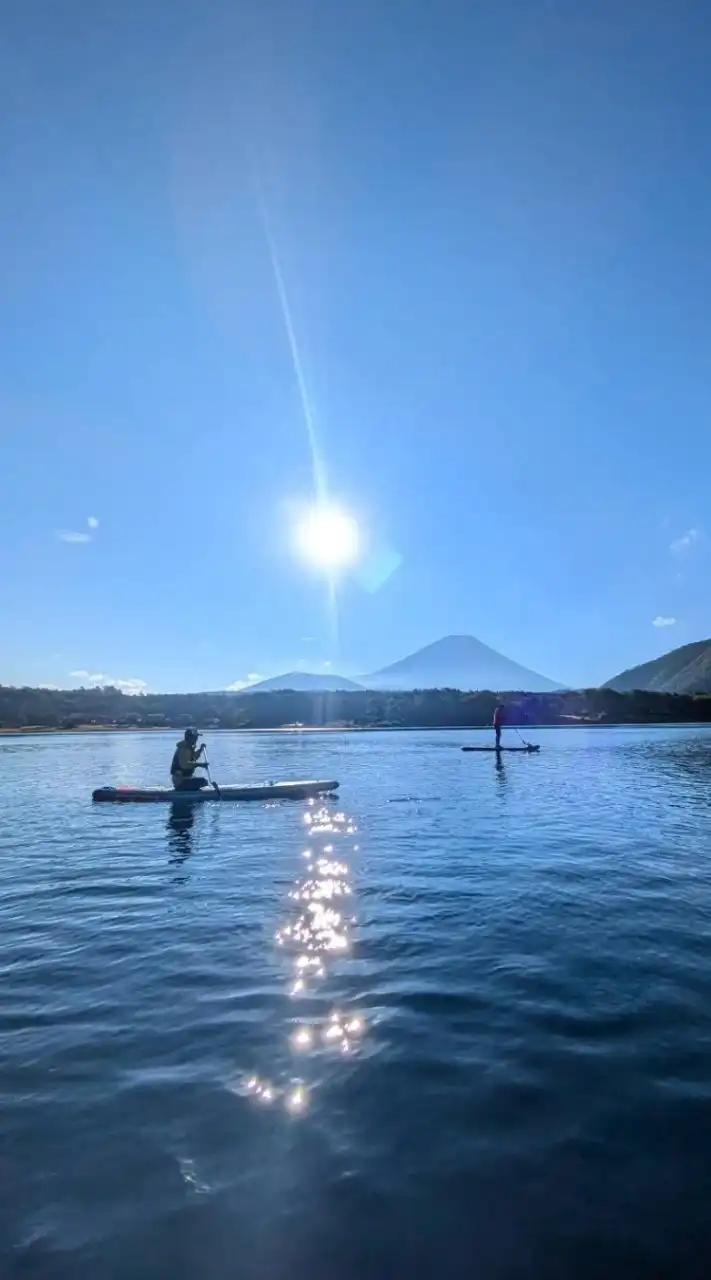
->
[241,671,365,693]
[238,634,711,698]
[233,635,559,695]
[365,634,560,692]
[606,639,711,694]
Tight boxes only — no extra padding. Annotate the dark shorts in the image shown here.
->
[171,775,208,791]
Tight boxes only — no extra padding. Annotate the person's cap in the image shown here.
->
[184,727,200,740]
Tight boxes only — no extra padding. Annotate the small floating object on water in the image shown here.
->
[389,796,442,803]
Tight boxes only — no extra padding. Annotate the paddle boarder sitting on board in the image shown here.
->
[493,702,505,750]
[170,728,209,791]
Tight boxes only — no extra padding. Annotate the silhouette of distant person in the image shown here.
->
[493,702,505,750]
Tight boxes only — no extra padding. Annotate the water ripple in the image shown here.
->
[3,726,711,1278]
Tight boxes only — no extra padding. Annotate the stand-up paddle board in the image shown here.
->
[92,779,339,802]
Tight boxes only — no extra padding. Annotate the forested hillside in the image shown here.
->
[2,684,711,730]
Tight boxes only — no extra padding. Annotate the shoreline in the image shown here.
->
[2,721,711,738]
[5,685,711,737]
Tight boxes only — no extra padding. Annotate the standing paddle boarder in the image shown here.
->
[493,702,505,750]
[170,727,210,791]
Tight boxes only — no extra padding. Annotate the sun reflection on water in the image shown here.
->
[240,797,364,1117]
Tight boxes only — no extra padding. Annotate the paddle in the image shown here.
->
[201,746,221,797]
[513,726,535,751]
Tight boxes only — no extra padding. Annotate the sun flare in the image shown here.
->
[294,505,359,570]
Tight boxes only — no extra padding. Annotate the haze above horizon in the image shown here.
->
[2,0,710,694]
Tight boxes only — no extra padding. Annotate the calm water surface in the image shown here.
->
[2,726,711,1279]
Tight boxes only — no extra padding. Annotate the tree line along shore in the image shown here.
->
[2,684,711,732]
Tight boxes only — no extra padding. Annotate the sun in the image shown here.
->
[294,505,359,570]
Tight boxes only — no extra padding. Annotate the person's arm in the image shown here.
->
[177,742,207,771]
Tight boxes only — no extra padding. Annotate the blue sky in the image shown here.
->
[1,0,710,692]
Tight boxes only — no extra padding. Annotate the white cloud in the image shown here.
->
[226,673,264,691]
[69,670,147,694]
[56,529,92,544]
[55,517,99,542]
[670,528,699,553]
[113,678,147,695]
[652,616,676,628]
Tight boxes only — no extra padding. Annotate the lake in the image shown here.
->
[2,726,711,1279]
